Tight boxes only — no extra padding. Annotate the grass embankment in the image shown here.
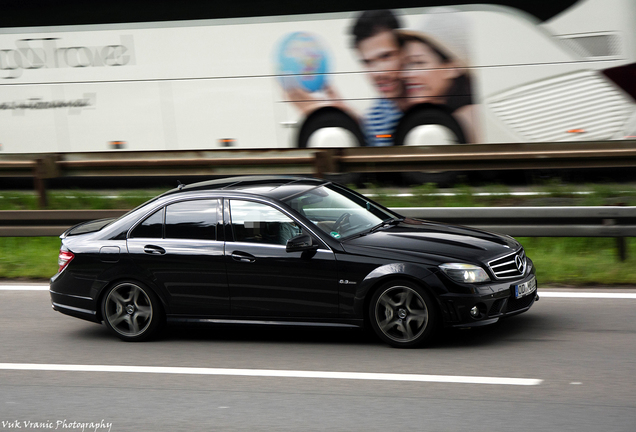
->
[1,183,635,285]
[0,190,164,210]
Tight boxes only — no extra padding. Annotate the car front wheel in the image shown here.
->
[101,281,163,342]
[369,280,437,348]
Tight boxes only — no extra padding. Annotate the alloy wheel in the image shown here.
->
[373,285,430,345]
[103,282,154,339]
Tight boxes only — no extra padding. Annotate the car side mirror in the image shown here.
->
[286,233,318,253]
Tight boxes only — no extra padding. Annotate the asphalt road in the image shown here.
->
[1,286,635,432]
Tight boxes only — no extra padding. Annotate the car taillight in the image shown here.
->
[58,249,75,273]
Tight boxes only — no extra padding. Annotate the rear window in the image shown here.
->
[130,208,164,239]
[129,199,219,240]
[66,218,116,236]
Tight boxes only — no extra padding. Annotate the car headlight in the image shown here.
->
[440,263,490,283]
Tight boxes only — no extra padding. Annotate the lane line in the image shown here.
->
[0,363,541,386]
[539,292,636,299]
[0,285,49,291]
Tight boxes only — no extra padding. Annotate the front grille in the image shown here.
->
[505,292,536,313]
[488,249,526,280]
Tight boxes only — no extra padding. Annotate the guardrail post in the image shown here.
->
[617,237,627,262]
[33,155,59,209]
[313,150,335,179]
[34,159,48,209]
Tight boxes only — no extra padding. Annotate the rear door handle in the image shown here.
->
[231,252,255,263]
[144,245,166,255]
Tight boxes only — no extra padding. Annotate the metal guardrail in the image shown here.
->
[1,206,633,259]
[338,140,636,172]
[2,140,636,207]
[397,206,636,237]
[0,210,126,237]
[3,141,636,177]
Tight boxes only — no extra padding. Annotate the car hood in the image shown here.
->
[341,218,520,264]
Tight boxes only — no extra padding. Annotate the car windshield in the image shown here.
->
[283,184,398,240]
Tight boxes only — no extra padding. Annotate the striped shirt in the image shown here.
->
[363,99,403,146]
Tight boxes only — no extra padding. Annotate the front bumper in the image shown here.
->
[437,266,538,327]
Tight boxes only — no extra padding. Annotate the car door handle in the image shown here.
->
[231,252,255,263]
[144,245,166,255]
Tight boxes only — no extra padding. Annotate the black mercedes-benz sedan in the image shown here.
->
[50,176,537,347]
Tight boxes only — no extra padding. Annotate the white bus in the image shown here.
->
[0,0,634,154]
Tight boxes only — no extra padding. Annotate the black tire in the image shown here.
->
[394,106,465,187]
[394,105,466,146]
[368,280,437,348]
[101,281,164,342]
[297,108,366,149]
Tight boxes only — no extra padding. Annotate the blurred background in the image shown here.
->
[1,0,635,283]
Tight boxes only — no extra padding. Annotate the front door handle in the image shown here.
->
[144,245,166,255]
[231,252,255,263]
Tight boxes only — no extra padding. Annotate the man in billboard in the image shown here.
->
[350,10,408,146]
[277,10,408,147]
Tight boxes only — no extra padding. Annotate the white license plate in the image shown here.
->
[514,277,537,299]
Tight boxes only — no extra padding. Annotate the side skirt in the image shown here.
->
[167,316,364,329]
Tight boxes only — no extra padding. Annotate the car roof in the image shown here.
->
[162,176,330,201]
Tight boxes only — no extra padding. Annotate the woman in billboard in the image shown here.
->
[394,11,479,145]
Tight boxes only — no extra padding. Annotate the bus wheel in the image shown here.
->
[297,108,365,149]
[394,107,466,187]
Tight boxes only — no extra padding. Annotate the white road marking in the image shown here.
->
[539,292,636,299]
[0,285,49,291]
[0,363,542,386]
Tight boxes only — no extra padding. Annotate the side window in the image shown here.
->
[165,200,218,240]
[130,208,164,238]
[229,200,300,245]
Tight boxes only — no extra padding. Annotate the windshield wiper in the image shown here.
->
[368,217,404,234]
[341,217,404,241]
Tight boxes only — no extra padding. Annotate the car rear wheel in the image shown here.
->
[101,281,163,342]
[369,280,437,348]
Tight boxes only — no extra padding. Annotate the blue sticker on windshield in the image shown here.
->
[330,231,341,239]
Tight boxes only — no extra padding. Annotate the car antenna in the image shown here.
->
[177,180,185,191]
